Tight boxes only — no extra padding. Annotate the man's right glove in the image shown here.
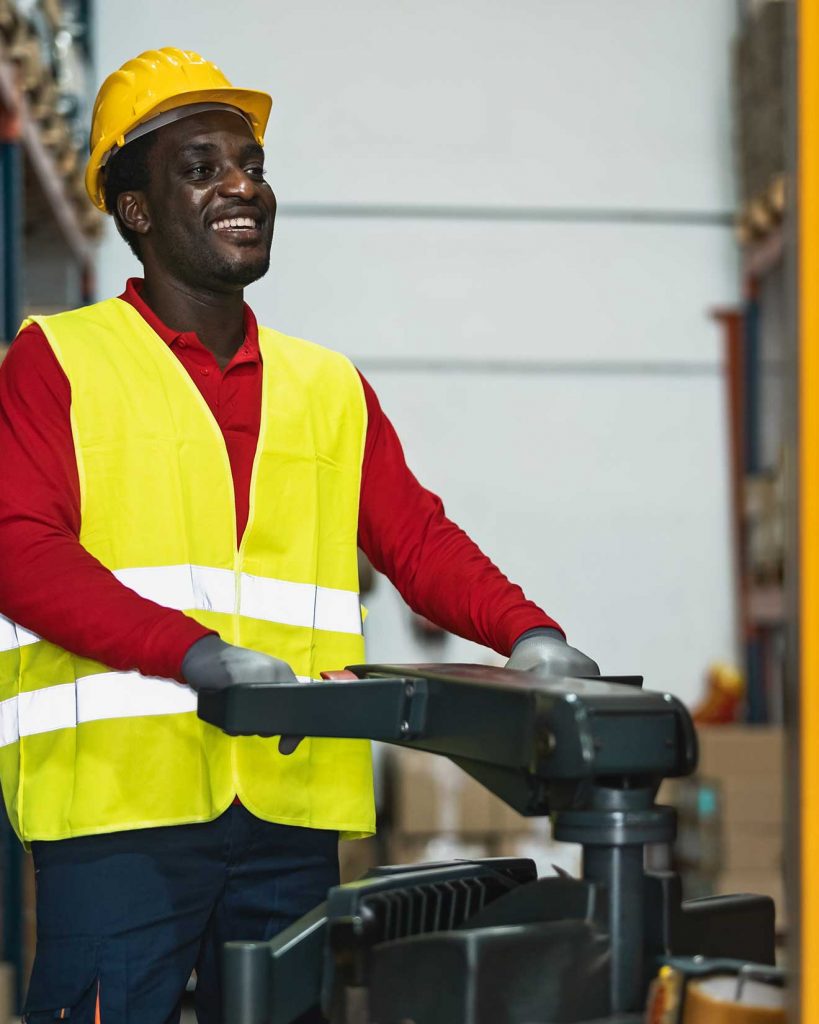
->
[505,627,600,678]
[183,635,303,754]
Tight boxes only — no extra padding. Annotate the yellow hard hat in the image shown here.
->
[85,47,273,212]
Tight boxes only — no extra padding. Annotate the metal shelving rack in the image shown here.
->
[714,219,788,726]
[0,0,98,345]
[0,1,98,1009]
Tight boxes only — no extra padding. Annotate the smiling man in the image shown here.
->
[0,49,598,1022]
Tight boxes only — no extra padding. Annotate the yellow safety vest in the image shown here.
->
[0,298,373,843]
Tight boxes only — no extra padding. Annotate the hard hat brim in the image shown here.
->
[86,86,273,212]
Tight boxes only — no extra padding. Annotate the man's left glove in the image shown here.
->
[183,635,303,754]
[182,635,298,690]
[505,627,600,678]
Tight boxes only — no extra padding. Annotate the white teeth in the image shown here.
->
[211,217,257,231]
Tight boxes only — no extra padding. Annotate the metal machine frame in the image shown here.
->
[198,664,776,1024]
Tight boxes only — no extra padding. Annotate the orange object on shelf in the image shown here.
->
[692,664,745,724]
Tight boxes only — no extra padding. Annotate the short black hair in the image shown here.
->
[102,132,157,262]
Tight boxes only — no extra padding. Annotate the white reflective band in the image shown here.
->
[114,565,361,634]
[0,615,41,654]
[314,585,363,635]
[17,683,77,738]
[0,694,20,747]
[77,672,197,723]
[240,572,362,634]
[17,624,40,646]
[0,673,198,747]
[0,672,319,747]
[0,565,361,655]
[113,565,236,615]
[241,573,315,627]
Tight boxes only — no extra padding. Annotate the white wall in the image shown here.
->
[94,0,740,704]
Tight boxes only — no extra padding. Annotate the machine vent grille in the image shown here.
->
[359,872,516,942]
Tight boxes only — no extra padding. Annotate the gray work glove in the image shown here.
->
[505,627,600,678]
[183,635,303,754]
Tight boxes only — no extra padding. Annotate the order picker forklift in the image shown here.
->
[197,664,778,1024]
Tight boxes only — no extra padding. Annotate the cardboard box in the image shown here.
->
[389,747,494,835]
[386,834,493,867]
[0,962,13,1024]
[679,870,722,901]
[720,776,783,826]
[696,726,783,778]
[668,777,721,827]
[662,730,785,880]
[339,836,380,884]
[722,825,782,872]
[676,818,721,874]
[487,790,535,836]
[656,778,679,806]
[490,827,582,880]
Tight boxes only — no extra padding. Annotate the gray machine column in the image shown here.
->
[552,784,676,1014]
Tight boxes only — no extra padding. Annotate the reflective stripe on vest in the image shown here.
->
[0,566,362,654]
[0,670,320,747]
[0,673,196,746]
[0,299,373,843]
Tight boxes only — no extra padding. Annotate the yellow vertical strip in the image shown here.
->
[801,0,819,1016]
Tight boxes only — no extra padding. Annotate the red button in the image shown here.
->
[178,339,187,349]
[200,368,210,376]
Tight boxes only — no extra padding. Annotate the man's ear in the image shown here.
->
[116,191,151,237]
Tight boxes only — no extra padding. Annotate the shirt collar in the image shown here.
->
[118,277,260,360]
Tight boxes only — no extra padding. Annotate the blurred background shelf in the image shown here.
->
[0,0,97,350]
[742,223,785,279]
[746,583,785,627]
[0,3,97,1011]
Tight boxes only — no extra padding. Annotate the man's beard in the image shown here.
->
[163,226,272,291]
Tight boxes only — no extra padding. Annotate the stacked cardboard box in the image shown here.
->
[699,726,785,929]
[384,747,581,878]
[338,835,381,884]
[661,775,722,899]
[0,962,12,1024]
[661,726,785,930]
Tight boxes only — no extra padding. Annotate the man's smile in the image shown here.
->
[209,218,265,245]
[210,216,258,231]
[207,206,267,245]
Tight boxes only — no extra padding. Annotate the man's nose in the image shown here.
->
[218,165,258,198]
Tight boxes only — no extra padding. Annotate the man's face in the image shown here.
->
[139,109,276,291]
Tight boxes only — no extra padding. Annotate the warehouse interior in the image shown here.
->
[0,0,807,1021]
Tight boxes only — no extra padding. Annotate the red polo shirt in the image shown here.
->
[0,280,558,681]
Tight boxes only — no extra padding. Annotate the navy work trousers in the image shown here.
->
[23,804,339,1023]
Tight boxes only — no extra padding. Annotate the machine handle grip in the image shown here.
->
[280,671,357,752]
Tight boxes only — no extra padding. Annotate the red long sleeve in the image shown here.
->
[356,376,559,655]
[0,326,211,681]
[0,282,558,679]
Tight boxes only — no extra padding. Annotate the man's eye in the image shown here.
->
[188,165,213,179]
[247,165,267,179]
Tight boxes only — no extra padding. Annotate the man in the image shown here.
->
[0,49,597,1023]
